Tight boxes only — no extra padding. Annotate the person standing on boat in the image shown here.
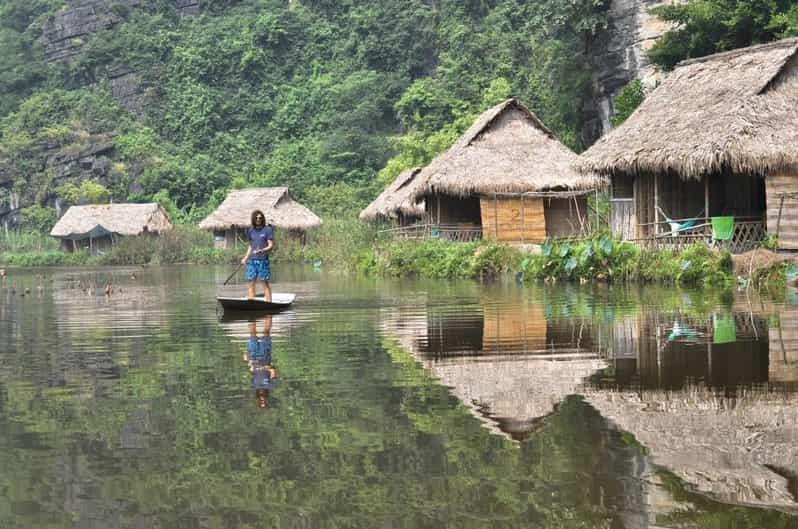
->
[241,209,274,301]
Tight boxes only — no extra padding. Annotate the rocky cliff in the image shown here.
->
[584,0,675,144]
[0,0,200,226]
[40,0,199,64]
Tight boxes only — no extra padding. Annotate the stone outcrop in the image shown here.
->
[0,140,115,225]
[39,0,199,113]
[584,0,677,144]
[108,65,146,116]
[40,1,144,64]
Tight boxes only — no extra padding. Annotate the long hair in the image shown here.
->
[251,209,266,228]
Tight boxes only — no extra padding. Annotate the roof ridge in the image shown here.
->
[677,37,798,68]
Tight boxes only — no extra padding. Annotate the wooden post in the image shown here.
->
[520,194,525,244]
[704,174,710,228]
[436,194,440,225]
[653,173,659,237]
[776,194,785,238]
[594,188,599,233]
[493,194,498,241]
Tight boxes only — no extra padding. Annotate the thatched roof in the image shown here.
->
[50,203,172,239]
[198,187,322,231]
[409,98,604,200]
[359,167,425,221]
[578,37,798,178]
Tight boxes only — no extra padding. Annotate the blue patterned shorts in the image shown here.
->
[246,259,271,281]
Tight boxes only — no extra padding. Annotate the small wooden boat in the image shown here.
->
[216,293,296,312]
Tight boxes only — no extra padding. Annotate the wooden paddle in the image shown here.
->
[223,260,245,286]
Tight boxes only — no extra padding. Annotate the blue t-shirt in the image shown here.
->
[248,225,273,260]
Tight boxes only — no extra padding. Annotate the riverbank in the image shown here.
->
[0,220,376,269]
[4,227,795,293]
[362,236,797,289]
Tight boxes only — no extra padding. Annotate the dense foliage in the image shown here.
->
[0,0,609,222]
[647,0,798,70]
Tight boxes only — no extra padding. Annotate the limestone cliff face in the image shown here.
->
[40,0,199,64]
[0,0,200,226]
[584,0,675,145]
[39,0,199,114]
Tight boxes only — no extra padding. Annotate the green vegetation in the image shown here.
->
[362,239,523,280]
[519,237,735,286]
[0,220,376,269]
[0,0,610,223]
[647,0,798,70]
[610,79,645,126]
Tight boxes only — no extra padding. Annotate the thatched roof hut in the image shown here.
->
[578,37,798,250]
[198,187,321,232]
[404,98,604,242]
[50,203,172,240]
[359,167,424,223]
[579,37,798,177]
[411,98,603,200]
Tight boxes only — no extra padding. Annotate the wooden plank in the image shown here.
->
[766,174,798,249]
[480,196,545,242]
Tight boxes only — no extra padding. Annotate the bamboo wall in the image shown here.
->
[479,196,545,243]
[544,197,589,238]
[765,174,798,250]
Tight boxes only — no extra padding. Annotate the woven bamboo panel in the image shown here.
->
[479,196,545,242]
[483,303,547,352]
[766,174,798,250]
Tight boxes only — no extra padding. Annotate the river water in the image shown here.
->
[1,265,797,528]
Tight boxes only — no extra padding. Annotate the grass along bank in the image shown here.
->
[0,220,378,270]
[360,235,798,289]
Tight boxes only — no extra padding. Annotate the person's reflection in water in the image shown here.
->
[245,315,276,408]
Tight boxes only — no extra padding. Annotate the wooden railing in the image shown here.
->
[639,217,765,254]
[379,223,483,242]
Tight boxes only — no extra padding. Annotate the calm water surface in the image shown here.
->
[1,265,797,529]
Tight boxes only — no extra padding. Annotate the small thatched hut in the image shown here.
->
[408,98,604,243]
[359,167,425,226]
[50,203,172,254]
[198,187,321,248]
[579,37,798,252]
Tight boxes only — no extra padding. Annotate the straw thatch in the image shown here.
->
[198,187,321,231]
[579,37,798,178]
[359,167,425,222]
[50,203,172,238]
[409,98,604,201]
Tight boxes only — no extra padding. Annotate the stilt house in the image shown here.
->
[406,98,604,243]
[579,37,798,252]
[49,203,172,255]
[199,187,321,248]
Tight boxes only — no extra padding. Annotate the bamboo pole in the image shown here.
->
[520,195,525,245]
[493,194,498,241]
[705,174,710,227]
[776,194,785,239]
[654,173,659,237]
